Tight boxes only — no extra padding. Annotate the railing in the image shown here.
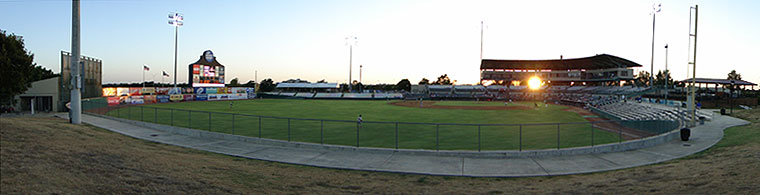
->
[81,98,680,151]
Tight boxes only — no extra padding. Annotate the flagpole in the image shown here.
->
[142,65,145,88]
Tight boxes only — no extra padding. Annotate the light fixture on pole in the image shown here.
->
[346,36,358,92]
[649,3,661,88]
[359,64,363,84]
[168,12,183,88]
[664,44,669,104]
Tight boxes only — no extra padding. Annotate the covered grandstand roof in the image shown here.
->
[480,54,643,70]
[680,78,757,86]
[276,83,339,88]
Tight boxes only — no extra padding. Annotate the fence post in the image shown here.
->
[478,125,481,152]
[288,118,291,142]
[208,112,211,131]
[117,105,120,118]
[557,124,560,150]
[128,106,130,120]
[320,120,324,145]
[619,123,623,143]
[154,107,157,123]
[436,124,439,151]
[231,114,235,135]
[395,122,399,150]
[519,124,522,152]
[140,106,143,121]
[188,110,191,128]
[356,122,359,147]
[170,109,173,126]
[591,123,594,147]
[258,116,262,138]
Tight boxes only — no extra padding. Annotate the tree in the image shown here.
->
[433,74,451,85]
[634,71,651,87]
[317,79,327,83]
[259,78,276,92]
[418,78,429,85]
[1,31,36,105]
[241,80,256,87]
[396,79,411,92]
[726,70,742,91]
[228,77,240,87]
[653,70,673,88]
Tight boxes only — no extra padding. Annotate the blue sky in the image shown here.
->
[2,0,759,85]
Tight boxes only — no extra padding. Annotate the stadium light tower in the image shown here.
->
[346,36,358,91]
[168,12,184,88]
[649,3,661,88]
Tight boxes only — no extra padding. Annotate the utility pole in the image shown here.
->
[687,5,698,127]
[359,65,362,84]
[69,0,81,124]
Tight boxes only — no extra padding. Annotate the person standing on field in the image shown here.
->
[357,114,363,128]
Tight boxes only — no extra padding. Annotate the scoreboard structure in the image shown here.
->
[188,50,225,87]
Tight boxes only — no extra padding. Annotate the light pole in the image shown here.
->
[359,64,363,84]
[649,3,661,88]
[346,36,357,92]
[168,12,184,88]
[664,44,669,104]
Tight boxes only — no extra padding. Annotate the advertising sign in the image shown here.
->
[117,88,130,96]
[168,87,182,95]
[140,87,156,95]
[119,96,129,104]
[107,97,120,105]
[102,88,117,97]
[246,88,256,99]
[231,87,247,94]
[129,88,141,96]
[183,94,194,101]
[156,88,170,95]
[170,94,184,101]
[143,95,156,103]
[157,95,170,103]
[194,87,206,94]
[206,87,218,94]
[195,94,208,101]
[129,96,144,104]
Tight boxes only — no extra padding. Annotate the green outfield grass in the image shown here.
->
[99,99,620,150]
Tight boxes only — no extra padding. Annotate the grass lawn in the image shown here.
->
[95,99,620,150]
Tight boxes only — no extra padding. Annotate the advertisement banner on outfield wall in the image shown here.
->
[102,88,117,97]
[117,88,130,96]
[194,87,206,94]
[206,87,218,94]
[230,87,246,94]
[170,94,184,101]
[228,93,247,100]
[140,87,155,95]
[246,88,256,99]
[119,96,129,104]
[144,95,156,103]
[183,94,194,101]
[157,95,170,103]
[107,97,120,105]
[156,88,170,95]
[168,87,181,95]
[183,87,194,94]
[129,96,144,104]
[129,88,141,96]
[195,94,208,101]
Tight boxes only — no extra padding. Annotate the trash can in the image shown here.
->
[699,116,705,125]
[721,108,726,115]
[680,128,691,141]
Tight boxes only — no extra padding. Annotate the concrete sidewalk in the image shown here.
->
[66,113,749,177]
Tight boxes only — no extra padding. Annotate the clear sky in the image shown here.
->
[2,0,759,85]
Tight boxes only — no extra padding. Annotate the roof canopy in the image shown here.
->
[276,83,339,89]
[481,54,642,70]
[681,78,757,86]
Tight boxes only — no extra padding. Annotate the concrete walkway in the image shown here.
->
[65,113,749,177]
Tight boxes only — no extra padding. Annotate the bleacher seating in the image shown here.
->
[343,93,373,99]
[314,93,343,98]
[294,92,315,98]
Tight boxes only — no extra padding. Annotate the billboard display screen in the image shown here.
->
[191,64,224,87]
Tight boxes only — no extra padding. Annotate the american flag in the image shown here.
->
[143,65,150,71]
[163,71,170,77]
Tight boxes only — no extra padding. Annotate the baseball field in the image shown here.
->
[102,99,621,150]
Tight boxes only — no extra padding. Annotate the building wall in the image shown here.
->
[13,77,60,112]
[60,51,102,111]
